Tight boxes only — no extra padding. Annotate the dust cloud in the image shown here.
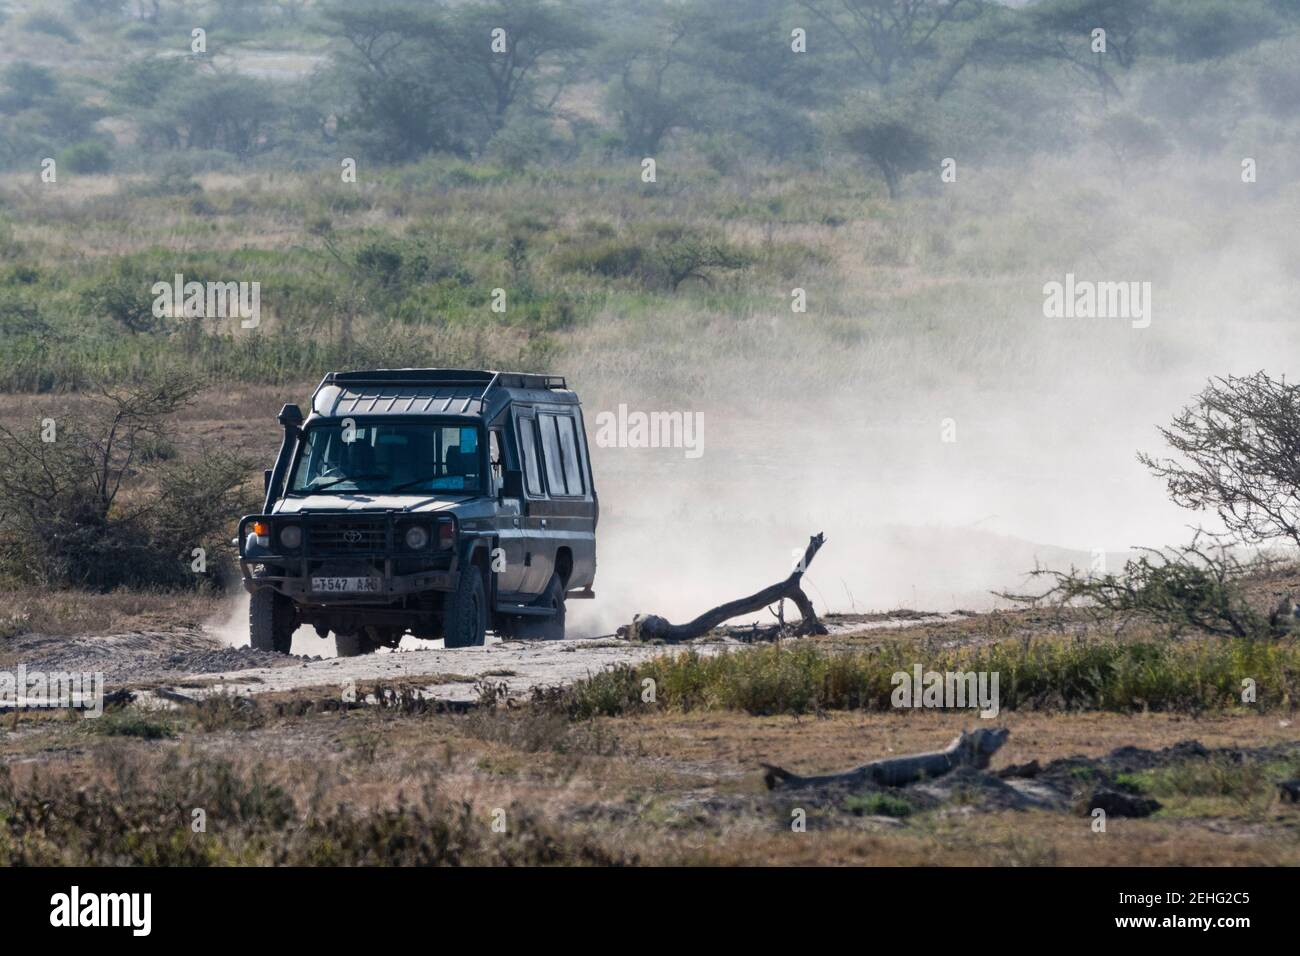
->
[563,159,1300,637]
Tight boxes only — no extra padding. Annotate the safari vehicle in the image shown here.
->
[238,369,597,656]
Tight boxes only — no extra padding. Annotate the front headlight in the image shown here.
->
[245,520,271,551]
[404,525,429,550]
[279,524,302,549]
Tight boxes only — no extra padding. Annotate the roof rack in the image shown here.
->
[318,368,566,394]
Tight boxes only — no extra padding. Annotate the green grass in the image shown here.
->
[556,635,1300,718]
[1126,754,1300,801]
[844,792,914,818]
[90,710,177,740]
[0,143,1292,412]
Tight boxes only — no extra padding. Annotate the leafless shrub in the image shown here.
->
[0,372,256,589]
[1140,371,1300,549]
[1001,535,1276,638]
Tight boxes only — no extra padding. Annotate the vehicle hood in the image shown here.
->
[272,493,474,514]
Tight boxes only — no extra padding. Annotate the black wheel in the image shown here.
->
[508,573,567,641]
[536,573,566,641]
[250,588,295,654]
[335,631,380,657]
[443,565,487,648]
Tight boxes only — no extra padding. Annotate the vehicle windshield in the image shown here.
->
[288,421,483,495]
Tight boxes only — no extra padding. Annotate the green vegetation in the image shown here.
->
[552,635,1300,717]
[0,375,256,590]
[1006,538,1275,638]
[0,0,1294,390]
[1117,752,1300,817]
[91,710,178,740]
[844,792,914,818]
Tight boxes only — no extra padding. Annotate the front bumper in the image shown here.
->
[238,511,458,603]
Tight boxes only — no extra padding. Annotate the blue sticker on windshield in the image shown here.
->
[460,429,477,453]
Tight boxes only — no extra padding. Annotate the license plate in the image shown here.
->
[311,576,379,593]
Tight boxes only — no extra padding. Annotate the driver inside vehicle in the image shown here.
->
[289,422,482,495]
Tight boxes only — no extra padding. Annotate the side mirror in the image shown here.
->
[500,469,525,502]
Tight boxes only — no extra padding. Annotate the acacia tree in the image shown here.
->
[325,1,591,156]
[322,5,438,79]
[436,0,594,124]
[1021,0,1144,102]
[324,4,480,157]
[963,0,1147,104]
[929,0,1149,102]
[604,20,706,156]
[1004,372,1300,640]
[1139,371,1300,549]
[841,110,934,198]
[800,0,986,89]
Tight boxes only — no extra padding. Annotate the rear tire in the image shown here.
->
[250,588,295,654]
[508,574,567,641]
[443,565,487,648]
[536,573,566,641]
[335,631,380,657]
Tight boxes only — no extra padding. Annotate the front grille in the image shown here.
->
[306,517,388,555]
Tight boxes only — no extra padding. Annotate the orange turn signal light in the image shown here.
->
[250,521,270,537]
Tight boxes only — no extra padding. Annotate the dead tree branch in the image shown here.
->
[618,533,828,642]
[762,727,1010,790]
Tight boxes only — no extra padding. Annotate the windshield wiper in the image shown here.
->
[307,472,389,492]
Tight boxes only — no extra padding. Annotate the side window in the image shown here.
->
[517,417,543,496]
[538,414,567,496]
[488,430,503,489]
[555,415,584,495]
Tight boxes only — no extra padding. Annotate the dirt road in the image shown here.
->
[186,635,683,704]
[7,610,955,705]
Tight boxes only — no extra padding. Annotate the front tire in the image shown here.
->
[443,565,487,648]
[250,588,295,654]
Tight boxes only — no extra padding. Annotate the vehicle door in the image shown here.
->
[488,427,530,599]
[513,406,554,597]
[535,408,596,591]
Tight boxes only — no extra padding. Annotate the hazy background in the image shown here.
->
[0,0,1297,641]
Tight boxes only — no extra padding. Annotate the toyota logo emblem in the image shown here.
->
[342,530,362,543]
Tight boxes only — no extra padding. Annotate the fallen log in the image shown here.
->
[155,687,202,706]
[618,533,829,643]
[0,688,134,714]
[762,727,1010,790]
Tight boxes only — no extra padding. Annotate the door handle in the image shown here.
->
[512,517,520,527]
[540,519,548,528]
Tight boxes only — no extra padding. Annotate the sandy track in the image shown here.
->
[7,612,959,706]
[7,626,683,703]
[187,636,691,704]
[182,613,964,702]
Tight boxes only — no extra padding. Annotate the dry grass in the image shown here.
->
[5,689,1296,865]
[0,588,223,641]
